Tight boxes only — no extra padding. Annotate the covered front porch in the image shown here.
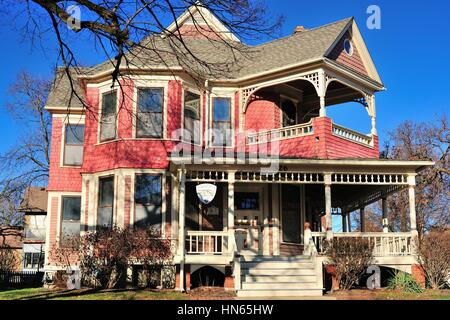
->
[169,158,433,291]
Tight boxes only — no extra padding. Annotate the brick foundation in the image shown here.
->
[411,264,426,288]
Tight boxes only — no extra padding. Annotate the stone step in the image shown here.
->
[237,288,323,298]
[242,268,316,276]
[241,261,314,269]
[243,274,317,283]
[241,281,319,290]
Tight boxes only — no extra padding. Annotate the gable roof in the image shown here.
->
[45,13,383,109]
[18,187,48,214]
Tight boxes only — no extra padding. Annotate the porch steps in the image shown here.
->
[236,255,323,298]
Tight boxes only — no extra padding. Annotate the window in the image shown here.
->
[281,100,297,127]
[61,196,81,244]
[64,124,84,165]
[344,38,353,56]
[212,97,232,146]
[183,91,201,144]
[235,192,260,210]
[137,88,164,138]
[97,176,114,229]
[23,252,45,270]
[134,174,162,230]
[100,91,117,142]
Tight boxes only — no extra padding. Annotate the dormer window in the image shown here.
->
[344,38,353,56]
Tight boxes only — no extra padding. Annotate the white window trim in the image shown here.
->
[181,86,203,146]
[132,80,169,140]
[343,38,354,57]
[59,115,85,168]
[97,87,119,144]
[208,90,236,148]
[94,173,116,229]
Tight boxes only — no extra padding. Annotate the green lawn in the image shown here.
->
[0,287,188,300]
[330,289,450,300]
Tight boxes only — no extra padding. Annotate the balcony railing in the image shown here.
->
[247,121,314,145]
[332,123,373,146]
[310,232,413,256]
[186,231,228,254]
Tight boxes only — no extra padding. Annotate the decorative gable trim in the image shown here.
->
[165,5,241,43]
[324,19,383,86]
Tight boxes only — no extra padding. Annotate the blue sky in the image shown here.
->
[0,0,449,153]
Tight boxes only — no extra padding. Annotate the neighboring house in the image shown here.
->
[43,6,433,296]
[18,187,47,272]
[0,226,23,272]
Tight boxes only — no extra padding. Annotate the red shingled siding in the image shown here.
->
[167,80,183,139]
[256,117,378,159]
[328,32,368,76]
[245,95,281,131]
[47,117,83,192]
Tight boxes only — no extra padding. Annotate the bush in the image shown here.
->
[51,226,173,289]
[387,270,423,293]
[323,237,374,290]
[416,231,450,289]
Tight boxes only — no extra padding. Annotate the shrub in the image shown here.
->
[0,247,19,272]
[323,237,374,290]
[387,270,423,293]
[51,226,173,289]
[416,230,450,289]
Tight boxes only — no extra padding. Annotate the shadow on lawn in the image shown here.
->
[17,288,147,300]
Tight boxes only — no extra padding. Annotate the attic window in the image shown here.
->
[344,39,353,56]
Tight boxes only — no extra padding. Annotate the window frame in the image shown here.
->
[63,124,85,166]
[134,174,163,231]
[182,89,202,145]
[135,87,165,139]
[60,196,82,246]
[97,175,115,230]
[99,90,118,143]
[210,96,233,147]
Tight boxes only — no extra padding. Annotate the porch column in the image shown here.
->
[178,168,186,292]
[347,213,352,232]
[228,171,236,254]
[342,212,347,233]
[382,196,389,233]
[319,69,327,117]
[324,174,333,239]
[360,206,366,232]
[407,174,418,236]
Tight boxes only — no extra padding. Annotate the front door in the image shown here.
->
[281,185,302,244]
[234,186,264,255]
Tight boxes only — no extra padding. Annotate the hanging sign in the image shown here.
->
[196,183,217,205]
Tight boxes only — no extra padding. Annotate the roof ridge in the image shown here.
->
[252,17,353,49]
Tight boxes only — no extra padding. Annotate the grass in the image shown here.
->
[0,287,188,300]
[330,288,450,300]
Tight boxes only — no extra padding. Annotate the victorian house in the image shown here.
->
[43,6,432,296]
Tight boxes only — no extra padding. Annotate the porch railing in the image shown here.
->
[311,232,413,256]
[186,231,228,254]
[332,123,373,146]
[247,121,314,144]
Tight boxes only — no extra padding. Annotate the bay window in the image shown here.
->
[100,91,117,142]
[61,196,81,245]
[212,97,232,146]
[137,88,163,138]
[183,91,201,144]
[134,174,162,231]
[97,176,114,229]
[64,124,84,166]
